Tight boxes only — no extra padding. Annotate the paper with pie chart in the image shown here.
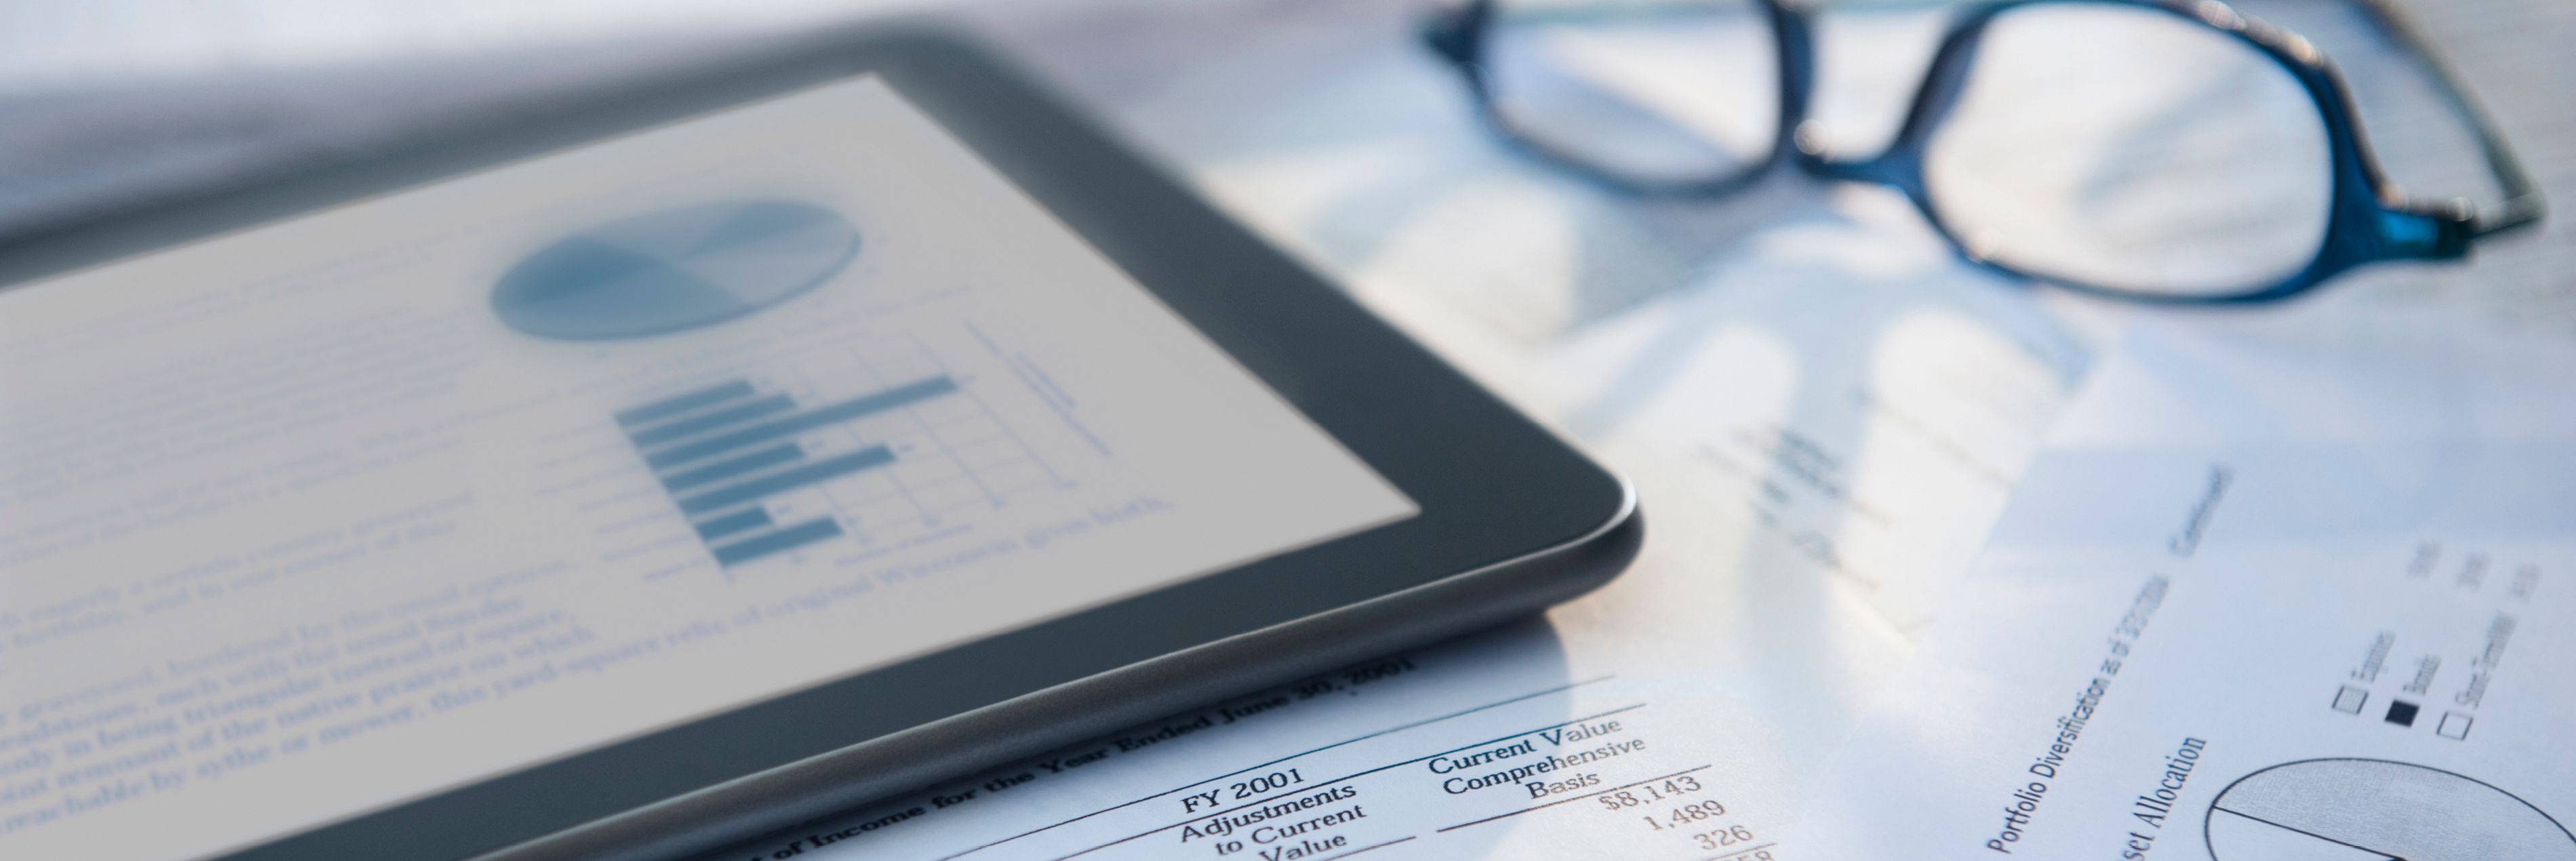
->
[1792,320,2576,861]
[2206,760,2573,861]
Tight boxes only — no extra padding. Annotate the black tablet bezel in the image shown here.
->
[0,23,1631,861]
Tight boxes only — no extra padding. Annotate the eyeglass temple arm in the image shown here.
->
[2354,0,2543,238]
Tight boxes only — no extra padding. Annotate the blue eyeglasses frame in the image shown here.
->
[1422,0,2545,303]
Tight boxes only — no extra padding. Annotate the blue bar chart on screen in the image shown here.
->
[607,343,1061,574]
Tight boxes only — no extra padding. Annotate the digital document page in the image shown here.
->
[0,76,1413,860]
[1794,321,2576,861]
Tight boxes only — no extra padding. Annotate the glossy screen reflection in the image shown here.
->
[1922,3,2333,296]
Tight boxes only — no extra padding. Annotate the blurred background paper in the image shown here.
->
[3,0,2573,858]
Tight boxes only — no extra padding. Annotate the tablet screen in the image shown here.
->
[0,76,1416,860]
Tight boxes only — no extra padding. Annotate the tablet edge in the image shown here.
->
[473,481,1643,861]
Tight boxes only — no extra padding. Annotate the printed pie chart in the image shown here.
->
[2205,759,2575,861]
[494,199,860,339]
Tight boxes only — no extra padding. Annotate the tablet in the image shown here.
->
[0,24,1638,861]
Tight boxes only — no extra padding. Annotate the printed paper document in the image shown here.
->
[1796,319,2576,861]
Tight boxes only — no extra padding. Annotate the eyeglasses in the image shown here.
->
[1420,0,2545,303]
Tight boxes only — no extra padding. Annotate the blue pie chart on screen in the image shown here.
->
[493,200,860,340]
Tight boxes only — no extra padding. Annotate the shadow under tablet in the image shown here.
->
[494,199,860,340]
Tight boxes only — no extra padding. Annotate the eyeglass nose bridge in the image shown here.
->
[1419,1,1491,79]
[1788,1,2065,272]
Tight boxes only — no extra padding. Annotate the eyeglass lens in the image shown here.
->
[1924,3,2331,296]
[1485,0,1780,185]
